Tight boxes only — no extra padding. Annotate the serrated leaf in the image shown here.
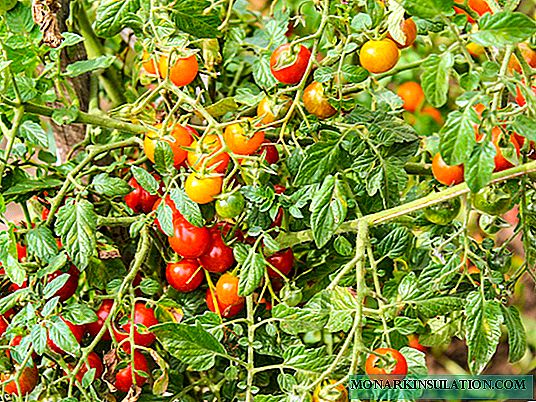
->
[401,0,453,19]
[26,226,58,263]
[30,324,48,355]
[439,109,479,165]
[51,106,79,125]
[294,141,342,186]
[19,120,48,148]
[0,231,25,286]
[272,293,329,335]
[3,177,62,196]
[465,141,496,193]
[43,274,69,300]
[131,166,159,195]
[400,346,428,376]
[386,1,406,45]
[156,202,174,236]
[253,53,277,89]
[238,250,266,297]
[94,0,140,37]
[64,55,116,78]
[54,199,97,270]
[92,173,132,197]
[377,226,412,259]
[342,64,369,83]
[172,0,221,38]
[169,188,204,227]
[283,345,333,373]
[314,67,334,83]
[421,53,454,107]
[205,98,238,118]
[49,316,80,355]
[63,303,99,325]
[154,140,175,174]
[511,115,536,142]
[471,12,536,47]
[501,305,527,363]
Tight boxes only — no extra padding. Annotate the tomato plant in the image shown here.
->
[0,0,535,400]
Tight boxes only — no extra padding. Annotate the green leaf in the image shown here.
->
[131,166,159,195]
[26,226,58,263]
[0,231,25,286]
[63,303,99,325]
[3,177,62,196]
[156,202,174,237]
[421,53,454,108]
[341,64,369,83]
[351,13,372,31]
[465,292,503,374]
[309,176,347,248]
[64,56,116,78]
[511,115,536,142]
[152,322,226,370]
[294,141,342,186]
[205,98,239,118]
[400,346,428,376]
[49,316,80,355]
[172,0,222,38]
[413,296,464,318]
[395,317,420,336]
[325,287,359,332]
[283,345,333,373]
[154,140,175,174]
[94,0,140,37]
[465,141,496,193]
[51,106,79,125]
[401,0,453,19]
[19,120,48,148]
[238,249,266,297]
[57,32,84,49]
[55,199,97,270]
[471,12,536,47]
[30,324,48,355]
[92,173,132,197]
[439,109,479,165]
[313,67,334,83]
[272,293,329,335]
[169,188,204,227]
[43,274,69,299]
[253,53,277,89]
[501,305,527,363]
[377,226,412,259]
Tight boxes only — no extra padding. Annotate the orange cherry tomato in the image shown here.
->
[432,153,464,186]
[397,82,425,112]
[365,347,408,379]
[360,39,399,74]
[453,0,492,22]
[187,134,230,173]
[408,334,427,353]
[158,53,198,87]
[421,106,443,125]
[184,173,223,204]
[388,18,417,49]
[2,363,38,396]
[144,123,193,167]
[467,42,485,58]
[508,43,536,73]
[224,121,265,155]
[215,273,243,306]
[205,288,244,318]
[257,96,291,125]
[303,81,337,119]
[142,51,157,75]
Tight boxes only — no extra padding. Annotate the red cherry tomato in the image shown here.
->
[16,243,27,262]
[205,288,244,318]
[48,265,79,301]
[8,335,38,360]
[66,351,104,383]
[124,176,160,214]
[114,302,158,352]
[303,81,337,119]
[0,314,8,337]
[169,217,211,258]
[86,299,114,341]
[114,351,149,393]
[158,54,198,87]
[258,141,279,164]
[270,44,311,84]
[431,153,464,186]
[2,363,38,396]
[365,347,408,378]
[199,228,235,273]
[215,273,243,306]
[408,335,427,353]
[47,318,85,354]
[166,259,204,292]
[266,248,294,279]
[397,82,424,112]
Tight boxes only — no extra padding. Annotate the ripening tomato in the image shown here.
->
[421,106,443,125]
[124,176,160,214]
[424,197,461,225]
[48,318,85,354]
[158,54,198,87]
[303,81,337,119]
[215,192,245,219]
[215,273,243,306]
[508,43,536,73]
[152,196,183,233]
[360,39,399,74]
[432,153,464,186]
[205,288,244,318]
[408,335,427,353]
[387,18,417,49]
[86,299,114,341]
[258,141,279,165]
[199,228,235,273]
[270,43,311,84]
[169,217,211,258]
[257,96,291,125]
[224,121,265,155]
[144,123,193,167]
[365,347,408,378]
[397,82,424,112]
[2,363,38,396]
[68,352,104,383]
[141,51,157,75]
[166,260,204,292]
[48,265,79,301]
[467,42,485,58]
[453,0,492,22]
[312,379,348,402]
[114,351,149,393]
[187,134,230,173]
[515,82,536,107]
[114,302,158,352]
[266,248,294,279]
[476,127,520,172]
[184,173,223,205]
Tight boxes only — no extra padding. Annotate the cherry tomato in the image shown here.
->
[205,288,244,318]
[144,123,193,167]
[408,335,427,353]
[280,283,302,306]
[312,379,348,402]
[467,42,485,58]
[360,39,399,74]
[169,217,211,258]
[224,122,265,155]
[421,106,443,125]
[508,43,536,73]
[476,127,521,172]
[141,51,157,75]
[431,153,464,186]
[124,176,159,214]
[0,314,8,337]
[258,141,279,165]
[257,96,291,124]
[215,273,243,306]
[515,83,536,107]
[184,173,223,205]
[86,299,114,341]
[2,363,38,396]
[41,207,50,221]
[68,351,104,383]
[266,248,294,279]
[303,81,337,119]
[424,197,461,225]
[472,186,513,215]
[8,335,37,360]
[152,195,183,233]
[114,351,149,393]
[397,82,424,112]
[187,134,230,173]
[158,54,198,87]
[365,347,408,378]
[114,302,158,352]
[453,0,491,22]
[199,228,235,273]
[47,318,85,354]
[215,192,245,219]
[16,243,27,262]
[270,43,311,84]
[166,260,204,292]
[48,265,79,301]
[387,18,417,49]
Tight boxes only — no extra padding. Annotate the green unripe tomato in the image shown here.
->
[423,197,461,225]
[472,187,512,216]
[215,192,245,219]
[280,283,302,307]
